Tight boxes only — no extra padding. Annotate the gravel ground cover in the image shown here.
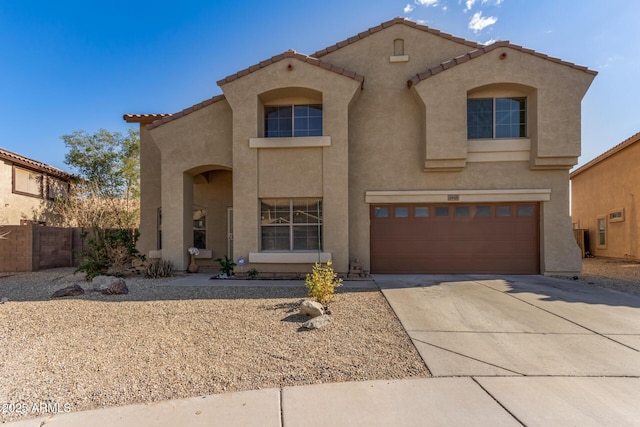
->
[574,256,640,296]
[1,257,638,422]
[0,269,427,423]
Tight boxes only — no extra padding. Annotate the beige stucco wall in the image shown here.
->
[316,24,591,275]
[0,160,56,225]
[571,141,640,259]
[220,58,361,273]
[144,100,233,269]
[138,20,593,275]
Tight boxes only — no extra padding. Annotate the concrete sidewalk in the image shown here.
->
[6,274,640,426]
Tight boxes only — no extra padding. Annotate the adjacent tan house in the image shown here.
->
[571,132,640,259]
[0,148,74,225]
[125,17,596,275]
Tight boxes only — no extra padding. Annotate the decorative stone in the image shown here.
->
[300,300,324,318]
[101,279,129,295]
[348,258,364,278]
[51,284,85,298]
[302,314,331,330]
[92,275,123,291]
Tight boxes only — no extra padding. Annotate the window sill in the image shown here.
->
[389,55,409,63]
[249,252,332,263]
[467,138,530,162]
[249,136,331,148]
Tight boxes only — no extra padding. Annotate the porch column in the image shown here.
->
[161,171,194,271]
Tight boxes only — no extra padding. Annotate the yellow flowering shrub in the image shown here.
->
[305,261,343,304]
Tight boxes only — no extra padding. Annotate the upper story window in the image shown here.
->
[467,97,527,139]
[13,166,42,197]
[264,104,322,137]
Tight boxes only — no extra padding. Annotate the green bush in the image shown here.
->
[76,227,141,280]
[305,261,343,304]
[214,255,236,277]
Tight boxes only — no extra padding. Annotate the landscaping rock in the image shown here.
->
[300,300,324,318]
[101,278,128,295]
[51,284,85,298]
[92,275,122,291]
[302,314,331,330]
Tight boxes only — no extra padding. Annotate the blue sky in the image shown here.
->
[1,0,638,172]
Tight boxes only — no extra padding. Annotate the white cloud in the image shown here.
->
[415,0,438,6]
[482,39,497,45]
[465,0,476,11]
[468,11,498,32]
[481,0,504,5]
[404,3,415,13]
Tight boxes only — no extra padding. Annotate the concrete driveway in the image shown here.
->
[376,274,640,426]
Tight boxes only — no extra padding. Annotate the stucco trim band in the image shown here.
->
[365,189,551,203]
[249,252,332,263]
[467,139,530,163]
[249,136,331,148]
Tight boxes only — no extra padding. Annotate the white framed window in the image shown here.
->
[260,198,322,251]
[609,209,624,223]
[193,209,207,249]
[264,104,322,137]
[597,216,607,248]
[467,97,527,139]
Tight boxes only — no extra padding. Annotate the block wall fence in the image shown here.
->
[0,225,88,272]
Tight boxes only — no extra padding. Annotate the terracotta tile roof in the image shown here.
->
[570,131,640,179]
[123,95,227,130]
[123,114,171,125]
[407,41,598,87]
[0,147,75,180]
[312,17,481,58]
[216,49,365,86]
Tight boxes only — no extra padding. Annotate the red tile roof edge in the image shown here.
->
[146,94,227,130]
[123,114,171,125]
[570,131,640,179]
[407,41,598,87]
[217,49,365,87]
[313,17,481,58]
[0,147,76,180]
[123,95,227,130]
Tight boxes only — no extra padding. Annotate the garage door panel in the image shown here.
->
[371,203,539,274]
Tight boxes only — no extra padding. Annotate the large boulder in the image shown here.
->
[101,278,129,295]
[92,275,122,291]
[300,300,324,318]
[51,284,85,298]
[302,314,331,330]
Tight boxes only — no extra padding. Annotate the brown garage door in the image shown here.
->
[370,203,539,274]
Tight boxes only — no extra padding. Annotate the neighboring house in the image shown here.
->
[125,17,596,275]
[0,148,75,225]
[570,132,640,259]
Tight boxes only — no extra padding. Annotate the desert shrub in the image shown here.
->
[76,227,141,280]
[145,259,174,278]
[305,261,343,304]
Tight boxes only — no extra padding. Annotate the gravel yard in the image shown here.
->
[1,257,638,423]
[574,256,640,296]
[0,269,427,423]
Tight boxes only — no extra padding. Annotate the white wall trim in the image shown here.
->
[365,188,551,203]
[249,136,331,148]
[249,252,332,263]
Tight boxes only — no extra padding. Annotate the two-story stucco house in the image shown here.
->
[571,132,640,259]
[125,18,596,275]
[0,148,75,225]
